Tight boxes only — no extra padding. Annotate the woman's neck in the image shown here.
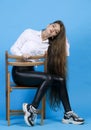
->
[41,30,48,41]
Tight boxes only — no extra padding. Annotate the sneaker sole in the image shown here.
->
[62,119,84,125]
[22,103,34,126]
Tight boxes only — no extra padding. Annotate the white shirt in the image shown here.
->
[10,28,70,56]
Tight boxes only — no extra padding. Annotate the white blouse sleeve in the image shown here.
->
[10,29,30,56]
[66,38,70,56]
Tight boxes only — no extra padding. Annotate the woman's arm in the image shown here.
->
[10,29,31,56]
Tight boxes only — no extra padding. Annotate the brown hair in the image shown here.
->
[47,20,67,109]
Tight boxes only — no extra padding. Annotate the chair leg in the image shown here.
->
[43,96,46,119]
[6,89,8,120]
[7,90,10,126]
[7,73,10,126]
[41,98,44,125]
[41,96,46,125]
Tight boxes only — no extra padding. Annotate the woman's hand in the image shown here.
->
[22,53,30,61]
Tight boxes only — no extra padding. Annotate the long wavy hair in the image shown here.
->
[47,20,67,109]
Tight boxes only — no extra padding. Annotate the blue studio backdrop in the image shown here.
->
[0,0,91,121]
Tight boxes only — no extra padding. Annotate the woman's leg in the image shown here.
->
[31,76,53,108]
[22,74,63,126]
[12,66,63,109]
[12,66,47,86]
[12,66,71,111]
[59,79,72,112]
[60,79,84,125]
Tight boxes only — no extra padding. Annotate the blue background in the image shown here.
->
[0,0,91,122]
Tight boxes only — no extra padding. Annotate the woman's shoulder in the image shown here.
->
[23,28,34,33]
[22,28,40,36]
[24,28,39,33]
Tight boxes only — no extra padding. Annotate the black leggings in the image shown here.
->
[12,66,71,112]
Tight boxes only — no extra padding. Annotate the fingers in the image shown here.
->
[22,54,30,61]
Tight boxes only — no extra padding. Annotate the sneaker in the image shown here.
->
[62,111,84,125]
[23,103,37,126]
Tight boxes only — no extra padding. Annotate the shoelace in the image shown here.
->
[70,112,79,118]
[29,113,37,121]
[65,111,79,118]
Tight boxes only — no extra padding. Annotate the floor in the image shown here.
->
[0,115,91,130]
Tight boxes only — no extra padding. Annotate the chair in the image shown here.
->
[5,51,47,126]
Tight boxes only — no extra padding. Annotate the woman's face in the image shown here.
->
[45,23,60,38]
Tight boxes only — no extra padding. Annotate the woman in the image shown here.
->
[10,20,84,126]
